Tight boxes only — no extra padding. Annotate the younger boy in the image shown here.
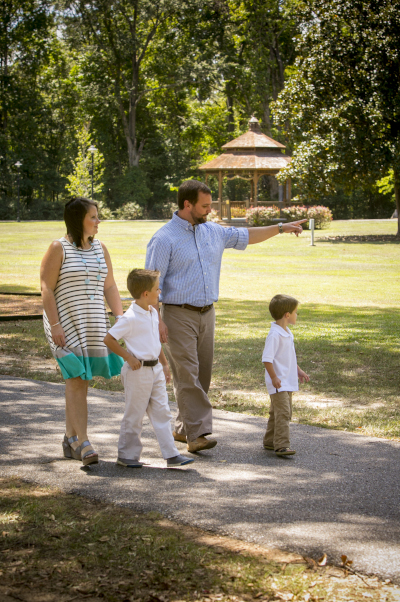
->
[262,294,309,456]
[104,269,194,468]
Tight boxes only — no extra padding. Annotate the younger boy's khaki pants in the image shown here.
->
[263,391,293,450]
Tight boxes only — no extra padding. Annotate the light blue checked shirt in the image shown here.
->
[145,212,249,306]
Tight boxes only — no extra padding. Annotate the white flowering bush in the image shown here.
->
[115,202,144,220]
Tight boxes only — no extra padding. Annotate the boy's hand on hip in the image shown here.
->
[272,376,281,389]
[128,355,142,371]
[162,364,171,384]
[298,368,310,383]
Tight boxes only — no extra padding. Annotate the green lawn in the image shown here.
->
[1,219,399,439]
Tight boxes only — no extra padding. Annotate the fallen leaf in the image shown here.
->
[275,592,294,601]
[317,553,327,566]
[99,535,110,542]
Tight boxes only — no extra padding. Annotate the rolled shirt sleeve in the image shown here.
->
[221,225,249,250]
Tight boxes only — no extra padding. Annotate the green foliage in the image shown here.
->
[65,125,105,198]
[377,169,395,199]
[110,167,151,210]
[273,0,400,207]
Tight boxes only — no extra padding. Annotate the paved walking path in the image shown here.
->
[1,376,399,584]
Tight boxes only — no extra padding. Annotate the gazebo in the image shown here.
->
[199,116,292,220]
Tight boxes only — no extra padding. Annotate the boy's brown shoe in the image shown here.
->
[275,447,296,456]
[187,436,217,453]
[173,431,187,443]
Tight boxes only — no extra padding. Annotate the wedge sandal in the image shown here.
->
[62,435,80,460]
[76,440,99,465]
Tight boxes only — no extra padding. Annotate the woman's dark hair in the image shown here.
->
[177,180,211,210]
[64,197,98,247]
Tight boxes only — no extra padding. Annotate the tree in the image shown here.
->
[66,125,105,198]
[273,0,400,234]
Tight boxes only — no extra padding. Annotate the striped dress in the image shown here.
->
[43,237,124,380]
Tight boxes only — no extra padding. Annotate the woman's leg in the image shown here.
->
[65,377,96,458]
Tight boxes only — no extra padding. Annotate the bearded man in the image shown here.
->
[145,179,305,453]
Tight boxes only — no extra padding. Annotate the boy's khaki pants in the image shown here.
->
[263,391,293,450]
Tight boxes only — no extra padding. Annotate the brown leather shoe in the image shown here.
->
[173,431,187,443]
[187,436,217,453]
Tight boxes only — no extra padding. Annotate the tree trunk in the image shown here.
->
[394,166,400,238]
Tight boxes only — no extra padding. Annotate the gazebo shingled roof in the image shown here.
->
[198,116,292,218]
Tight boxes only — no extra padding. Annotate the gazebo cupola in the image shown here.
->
[199,116,292,220]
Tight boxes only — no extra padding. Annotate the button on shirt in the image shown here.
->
[145,212,249,306]
[107,302,161,360]
[262,322,298,395]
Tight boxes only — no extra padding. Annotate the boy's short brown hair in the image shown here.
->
[127,269,160,300]
[269,294,299,320]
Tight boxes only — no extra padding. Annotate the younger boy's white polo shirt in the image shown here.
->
[262,322,298,395]
[108,302,161,360]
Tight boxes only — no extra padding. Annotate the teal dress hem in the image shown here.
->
[56,352,124,381]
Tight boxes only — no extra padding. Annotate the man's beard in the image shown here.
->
[191,210,207,225]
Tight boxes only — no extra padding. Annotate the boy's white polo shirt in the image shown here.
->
[262,322,298,395]
[108,302,161,360]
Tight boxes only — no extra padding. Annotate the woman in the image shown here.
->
[40,197,124,465]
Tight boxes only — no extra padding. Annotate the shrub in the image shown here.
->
[97,201,114,220]
[281,205,308,223]
[148,201,178,219]
[306,205,333,229]
[245,204,333,229]
[115,202,144,220]
[246,205,280,226]
[207,209,220,222]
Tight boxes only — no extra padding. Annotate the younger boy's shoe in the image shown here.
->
[117,457,144,468]
[187,436,217,453]
[167,454,195,467]
[173,431,187,443]
[275,448,296,456]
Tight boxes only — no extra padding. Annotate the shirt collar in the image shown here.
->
[130,301,152,315]
[270,322,292,337]
[172,211,195,232]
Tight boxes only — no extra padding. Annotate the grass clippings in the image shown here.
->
[1,478,398,602]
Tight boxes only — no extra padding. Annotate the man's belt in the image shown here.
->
[139,359,159,367]
[164,303,214,314]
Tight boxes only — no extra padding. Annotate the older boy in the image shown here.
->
[104,269,194,468]
[262,294,309,456]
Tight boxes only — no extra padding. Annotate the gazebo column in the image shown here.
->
[254,171,259,206]
[218,170,223,218]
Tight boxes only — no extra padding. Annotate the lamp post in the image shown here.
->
[88,145,96,199]
[15,161,22,222]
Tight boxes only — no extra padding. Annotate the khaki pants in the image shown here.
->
[161,304,215,442]
[263,391,293,450]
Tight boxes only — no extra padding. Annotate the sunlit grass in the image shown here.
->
[1,219,399,439]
